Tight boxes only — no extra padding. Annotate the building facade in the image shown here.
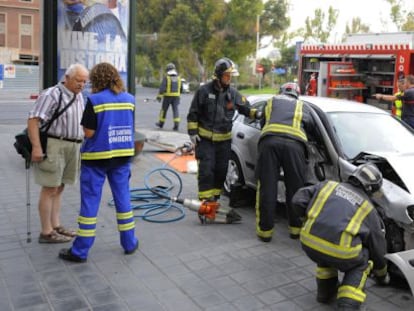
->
[0,0,40,65]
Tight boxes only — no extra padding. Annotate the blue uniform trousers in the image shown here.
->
[71,161,138,259]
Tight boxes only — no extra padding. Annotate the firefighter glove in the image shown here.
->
[190,134,201,146]
[156,95,162,102]
[255,110,263,119]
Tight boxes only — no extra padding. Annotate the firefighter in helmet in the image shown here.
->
[187,57,261,201]
[256,81,316,241]
[155,62,182,131]
[292,163,389,311]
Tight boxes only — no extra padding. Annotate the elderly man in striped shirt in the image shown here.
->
[27,63,89,243]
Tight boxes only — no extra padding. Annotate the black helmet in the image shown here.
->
[348,163,383,194]
[166,63,176,72]
[280,82,300,98]
[214,58,234,79]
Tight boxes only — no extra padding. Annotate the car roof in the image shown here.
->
[300,95,389,114]
[246,94,389,115]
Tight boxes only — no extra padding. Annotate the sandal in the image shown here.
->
[54,226,77,237]
[39,231,72,243]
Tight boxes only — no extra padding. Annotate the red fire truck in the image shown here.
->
[298,32,414,109]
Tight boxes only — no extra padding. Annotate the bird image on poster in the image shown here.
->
[57,1,129,87]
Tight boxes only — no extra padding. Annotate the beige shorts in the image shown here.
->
[33,138,81,187]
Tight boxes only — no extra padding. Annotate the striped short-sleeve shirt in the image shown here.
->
[29,83,85,140]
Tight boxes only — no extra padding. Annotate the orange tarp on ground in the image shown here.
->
[154,153,196,173]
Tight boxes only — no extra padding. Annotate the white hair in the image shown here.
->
[65,64,88,78]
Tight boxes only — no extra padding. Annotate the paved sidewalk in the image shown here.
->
[1,124,413,311]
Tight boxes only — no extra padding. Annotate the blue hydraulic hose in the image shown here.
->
[108,165,186,223]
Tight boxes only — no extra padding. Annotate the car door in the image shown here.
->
[231,99,267,188]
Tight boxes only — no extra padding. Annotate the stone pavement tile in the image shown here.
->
[281,267,312,282]
[86,288,123,306]
[17,304,53,311]
[205,302,239,311]
[383,290,414,309]
[92,302,130,311]
[158,262,192,279]
[50,295,90,311]
[205,275,238,290]
[232,294,265,311]
[10,291,48,310]
[142,274,179,292]
[217,260,246,275]
[289,254,314,267]
[229,266,271,285]
[256,288,286,305]
[366,300,409,311]
[296,277,317,292]
[242,272,293,295]
[195,265,225,281]
[217,284,250,301]
[268,300,305,310]
[179,278,215,297]
[293,292,334,310]
[192,291,228,309]
[154,288,202,311]
[277,282,310,299]
[166,271,202,287]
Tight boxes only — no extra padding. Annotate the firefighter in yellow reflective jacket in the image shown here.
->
[292,163,389,311]
[155,63,182,131]
[59,63,138,263]
[256,82,317,241]
[187,57,260,201]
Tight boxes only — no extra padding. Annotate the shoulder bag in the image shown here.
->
[14,90,76,161]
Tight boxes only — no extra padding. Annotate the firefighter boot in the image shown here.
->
[155,122,164,129]
[316,277,338,303]
[173,123,179,131]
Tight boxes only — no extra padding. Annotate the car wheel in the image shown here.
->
[224,152,245,194]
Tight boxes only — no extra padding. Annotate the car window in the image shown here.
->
[328,112,414,159]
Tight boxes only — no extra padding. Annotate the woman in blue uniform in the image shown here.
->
[59,62,138,262]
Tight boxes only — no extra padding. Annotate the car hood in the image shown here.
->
[367,151,414,194]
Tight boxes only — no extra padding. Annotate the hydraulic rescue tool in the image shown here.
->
[173,197,242,224]
[131,142,242,224]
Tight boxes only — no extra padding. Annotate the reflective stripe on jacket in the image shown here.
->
[187,80,256,142]
[393,91,403,119]
[161,75,181,97]
[261,96,308,142]
[292,180,387,271]
[81,89,135,160]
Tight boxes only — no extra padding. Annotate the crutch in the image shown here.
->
[25,156,31,243]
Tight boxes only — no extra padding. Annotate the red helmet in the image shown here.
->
[280,82,300,98]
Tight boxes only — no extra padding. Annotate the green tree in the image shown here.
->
[343,17,370,41]
[385,0,406,30]
[402,11,414,30]
[303,7,338,43]
[260,0,290,39]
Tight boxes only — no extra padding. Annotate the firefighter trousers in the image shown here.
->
[195,139,231,200]
[256,136,307,239]
[305,246,373,308]
[71,161,138,259]
[158,96,180,128]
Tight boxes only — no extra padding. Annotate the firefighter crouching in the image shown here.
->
[187,57,261,201]
[291,163,389,311]
[256,82,317,241]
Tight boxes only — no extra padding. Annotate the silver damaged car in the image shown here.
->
[225,94,414,292]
